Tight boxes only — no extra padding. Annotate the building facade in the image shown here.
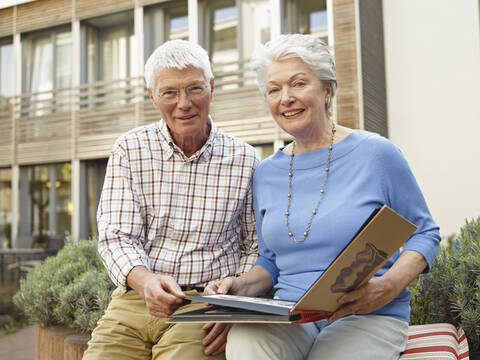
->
[1,0,477,249]
[1,0,388,249]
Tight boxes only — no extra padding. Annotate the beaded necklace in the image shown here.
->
[285,122,336,243]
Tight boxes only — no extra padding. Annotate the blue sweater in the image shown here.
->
[253,130,440,322]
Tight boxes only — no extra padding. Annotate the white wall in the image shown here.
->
[383,0,480,237]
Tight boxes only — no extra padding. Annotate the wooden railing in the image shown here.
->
[76,76,141,159]
[0,59,288,167]
[15,87,73,164]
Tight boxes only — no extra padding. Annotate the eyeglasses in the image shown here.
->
[152,83,209,104]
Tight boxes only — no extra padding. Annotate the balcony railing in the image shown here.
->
[0,59,288,167]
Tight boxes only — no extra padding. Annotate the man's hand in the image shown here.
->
[142,274,187,317]
[202,322,233,356]
[127,266,186,318]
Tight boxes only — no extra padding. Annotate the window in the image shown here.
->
[23,28,72,93]
[19,163,71,249]
[143,1,188,60]
[102,27,131,82]
[168,7,188,41]
[0,168,12,249]
[81,11,135,114]
[203,0,239,91]
[85,27,134,83]
[82,11,134,84]
[237,0,271,58]
[283,0,328,42]
[209,1,238,64]
[81,159,107,238]
[54,163,72,237]
[0,39,13,144]
[25,33,53,94]
[0,39,14,98]
[22,28,72,116]
[29,165,50,247]
[55,32,72,90]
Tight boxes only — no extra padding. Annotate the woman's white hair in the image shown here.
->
[144,40,213,90]
[251,34,337,118]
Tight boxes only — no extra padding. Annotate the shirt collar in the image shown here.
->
[156,116,217,162]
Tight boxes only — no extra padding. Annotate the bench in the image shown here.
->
[400,323,469,359]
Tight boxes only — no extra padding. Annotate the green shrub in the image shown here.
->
[13,238,115,332]
[410,216,480,355]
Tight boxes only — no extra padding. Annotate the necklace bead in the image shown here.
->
[285,122,336,243]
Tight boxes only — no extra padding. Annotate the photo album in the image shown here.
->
[168,205,417,324]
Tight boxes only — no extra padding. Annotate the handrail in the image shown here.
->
[0,58,283,167]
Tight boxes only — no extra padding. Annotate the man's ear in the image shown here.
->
[147,88,154,103]
[148,88,163,111]
[326,82,332,97]
[209,78,215,99]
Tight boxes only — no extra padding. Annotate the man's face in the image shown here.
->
[148,66,214,144]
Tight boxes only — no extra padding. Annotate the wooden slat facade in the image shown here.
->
[0,99,12,166]
[333,0,361,129]
[75,0,135,19]
[14,88,73,165]
[0,59,281,165]
[358,0,388,137]
[0,7,13,38]
[1,0,139,36]
[16,0,72,33]
[140,0,171,6]
[0,0,369,166]
[76,77,140,160]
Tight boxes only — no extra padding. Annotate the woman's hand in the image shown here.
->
[201,272,263,356]
[329,250,427,322]
[201,278,238,355]
[204,265,273,297]
[204,276,247,296]
[328,276,397,321]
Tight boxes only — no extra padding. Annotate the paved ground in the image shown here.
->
[0,325,34,360]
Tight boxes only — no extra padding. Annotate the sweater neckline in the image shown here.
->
[271,130,374,170]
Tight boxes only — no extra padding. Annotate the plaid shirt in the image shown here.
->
[97,118,259,291]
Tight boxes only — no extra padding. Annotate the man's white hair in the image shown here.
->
[251,34,337,118]
[144,40,213,89]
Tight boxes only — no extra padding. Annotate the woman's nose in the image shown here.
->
[280,88,295,105]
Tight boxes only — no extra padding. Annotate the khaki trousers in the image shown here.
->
[83,288,225,360]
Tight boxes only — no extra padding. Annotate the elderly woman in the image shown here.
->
[205,34,441,359]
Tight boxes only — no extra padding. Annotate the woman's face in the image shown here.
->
[264,58,329,139]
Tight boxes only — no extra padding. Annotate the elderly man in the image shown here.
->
[83,40,258,360]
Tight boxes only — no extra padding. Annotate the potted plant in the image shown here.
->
[409,217,480,358]
[13,238,114,360]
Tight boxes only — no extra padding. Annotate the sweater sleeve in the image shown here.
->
[376,139,441,271]
[252,166,279,284]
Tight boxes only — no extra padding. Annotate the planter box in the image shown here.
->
[34,324,91,360]
[34,324,49,360]
[64,333,91,360]
[45,326,77,360]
